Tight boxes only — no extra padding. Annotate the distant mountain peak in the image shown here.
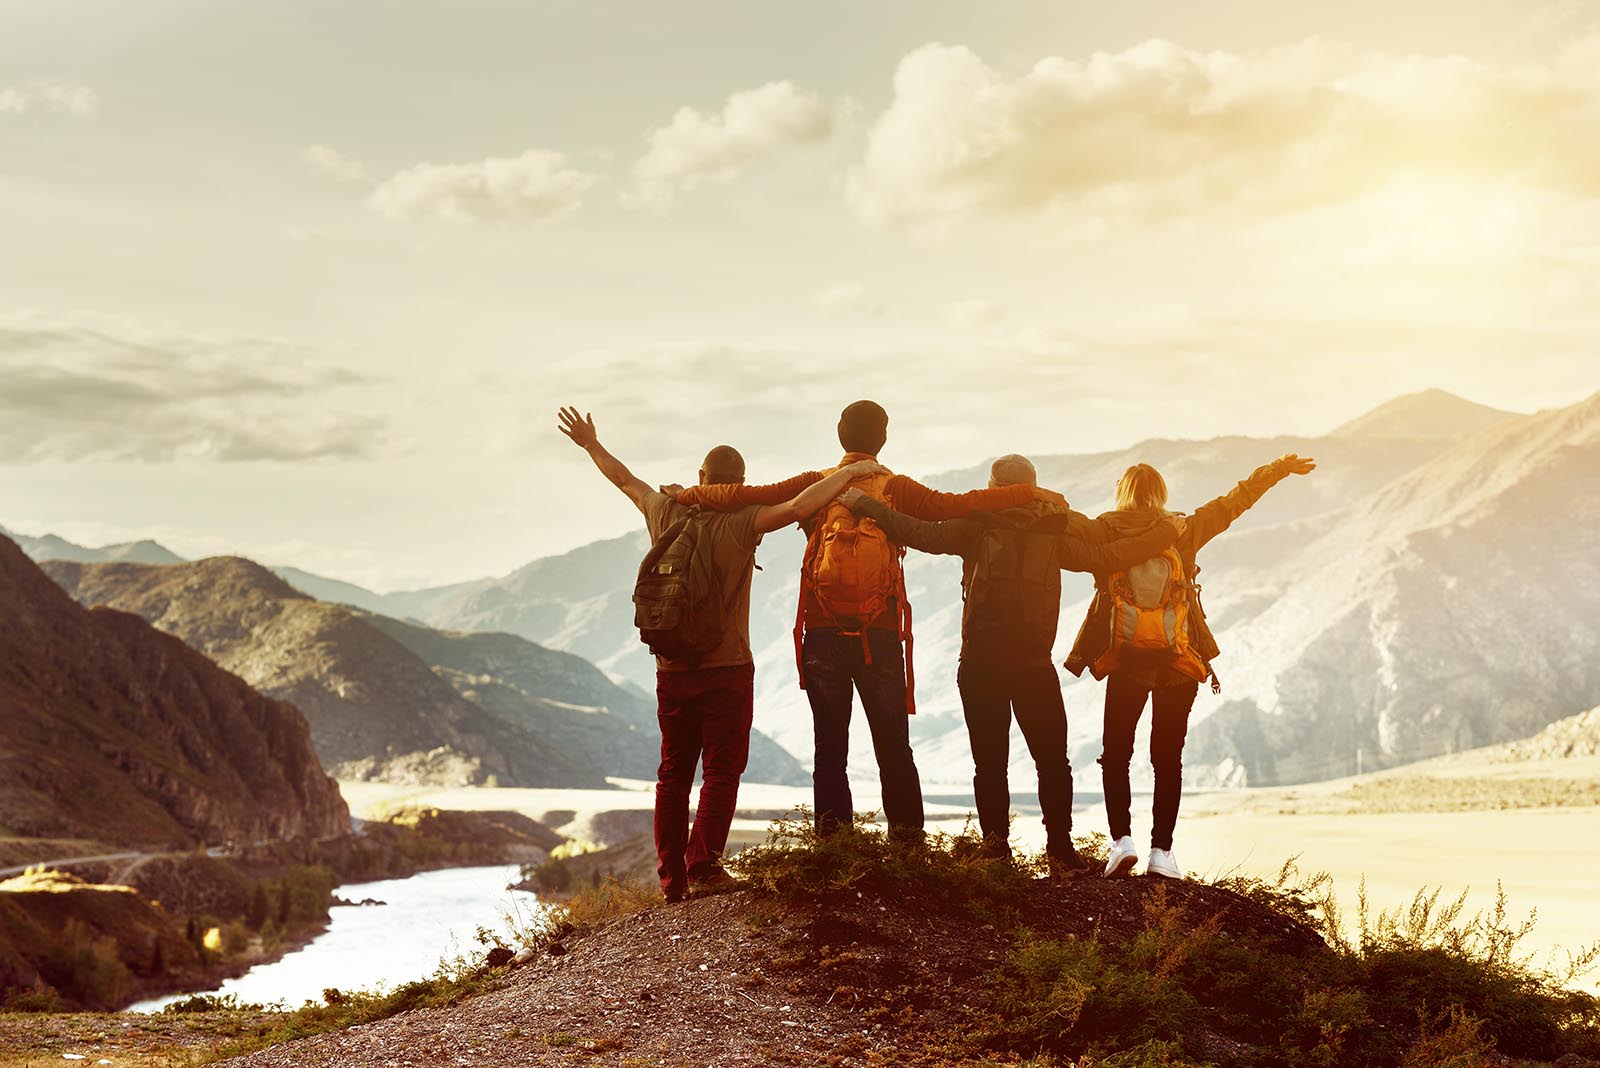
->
[1330,389,1519,440]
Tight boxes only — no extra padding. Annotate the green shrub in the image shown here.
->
[38,918,133,1008]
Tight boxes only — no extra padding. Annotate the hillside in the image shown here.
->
[0,533,348,849]
[1186,390,1600,784]
[1329,387,1519,440]
[43,557,805,789]
[196,825,1599,1068]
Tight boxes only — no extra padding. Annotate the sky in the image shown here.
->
[3,0,1599,590]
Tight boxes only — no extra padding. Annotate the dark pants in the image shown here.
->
[654,663,754,897]
[957,657,1074,854]
[1100,673,1199,851]
[803,627,924,835]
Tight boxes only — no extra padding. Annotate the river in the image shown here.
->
[131,864,539,1012]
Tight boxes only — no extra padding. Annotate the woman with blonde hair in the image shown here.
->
[1065,453,1316,879]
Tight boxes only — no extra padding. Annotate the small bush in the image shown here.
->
[37,918,134,1008]
[2,981,64,1013]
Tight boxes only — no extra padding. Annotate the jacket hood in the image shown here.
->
[1093,508,1175,539]
[979,498,1071,534]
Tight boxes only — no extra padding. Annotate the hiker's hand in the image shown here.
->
[658,483,685,497]
[1033,486,1067,507]
[557,407,598,449]
[846,460,889,479]
[1164,514,1188,538]
[839,487,868,511]
[1275,454,1316,476]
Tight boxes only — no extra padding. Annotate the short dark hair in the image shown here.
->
[700,445,746,485]
[837,400,888,456]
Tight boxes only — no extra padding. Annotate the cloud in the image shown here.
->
[367,149,597,223]
[814,283,887,317]
[0,318,394,463]
[626,81,832,210]
[303,144,370,184]
[943,299,1003,329]
[846,39,1600,229]
[0,82,97,116]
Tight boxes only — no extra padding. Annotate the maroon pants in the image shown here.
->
[654,663,754,896]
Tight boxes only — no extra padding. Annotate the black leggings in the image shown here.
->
[1099,673,1199,851]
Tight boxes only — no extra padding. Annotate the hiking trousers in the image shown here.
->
[957,657,1074,854]
[802,627,925,836]
[1100,672,1199,852]
[654,663,754,897]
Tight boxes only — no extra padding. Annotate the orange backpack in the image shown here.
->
[794,468,916,714]
[1092,547,1209,683]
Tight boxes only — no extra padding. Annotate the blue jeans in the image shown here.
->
[803,627,924,835]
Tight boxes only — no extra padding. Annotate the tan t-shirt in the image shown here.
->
[641,491,763,672]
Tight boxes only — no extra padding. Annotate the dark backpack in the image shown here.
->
[963,519,1063,660]
[633,508,727,664]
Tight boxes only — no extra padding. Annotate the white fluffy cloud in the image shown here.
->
[367,149,597,223]
[814,283,887,317]
[0,82,97,116]
[846,39,1600,228]
[303,144,370,184]
[0,318,393,463]
[626,81,832,209]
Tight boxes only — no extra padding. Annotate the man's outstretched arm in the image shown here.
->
[1059,516,1185,574]
[751,461,886,535]
[676,471,825,511]
[557,406,652,514]
[887,475,1061,521]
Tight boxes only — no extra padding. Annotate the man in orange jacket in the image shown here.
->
[675,400,1060,838]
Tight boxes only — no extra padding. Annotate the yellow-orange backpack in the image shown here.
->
[1092,547,1209,684]
[793,467,916,713]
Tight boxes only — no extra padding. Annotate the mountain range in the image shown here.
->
[0,533,348,848]
[196,388,1598,790]
[11,388,1594,791]
[40,556,805,789]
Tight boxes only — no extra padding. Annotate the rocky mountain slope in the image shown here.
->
[303,389,1592,789]
[0,533,348,848]
[44,557,805,788]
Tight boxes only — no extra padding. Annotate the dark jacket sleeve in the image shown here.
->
[885,475,1034,520]
[1058,520,1178,574]
[1061,507,1119,544]
[852,497,979,558]
[1186,461,1290,552]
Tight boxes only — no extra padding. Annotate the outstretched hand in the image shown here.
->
[1274,453,1317,476]
[839,487,868,511]
[846,459,890,479]
[1033,486,1068,507]
[557,406,598,449]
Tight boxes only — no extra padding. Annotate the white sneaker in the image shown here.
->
[1103,835,1139,878]
[1146,847,1184,880]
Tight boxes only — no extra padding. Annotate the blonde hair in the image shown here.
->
[1115,464,1168,512]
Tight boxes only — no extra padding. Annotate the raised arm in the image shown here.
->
[1059,516,1185,574]
[676,471,824,512]
[752,461,887,535]
[885,475,1050,521]
[1188,454,1316,551]
[845,491,979,557]
[558,406,652,512]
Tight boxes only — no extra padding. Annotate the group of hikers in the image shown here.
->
[558,401,1315,901]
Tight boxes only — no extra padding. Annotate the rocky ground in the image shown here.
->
[211,877,1318,1068]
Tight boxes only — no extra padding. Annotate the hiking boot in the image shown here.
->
[663,886,686,904]
[1103,835,1139,879]
[1046,846,1091,880]
[687,866,740,898]
[1146,848,1185,880]
[980,834,1012,862]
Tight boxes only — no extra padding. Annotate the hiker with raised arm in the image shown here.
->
[1066,454,1317,880]
[675,401,1063,839]
[558,406,886,901]
[840,454,1186,874]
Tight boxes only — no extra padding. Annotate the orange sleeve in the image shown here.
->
[675,471,823,511]
[886,476,1034,520]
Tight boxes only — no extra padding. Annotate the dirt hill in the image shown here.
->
[0,533,348,848]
